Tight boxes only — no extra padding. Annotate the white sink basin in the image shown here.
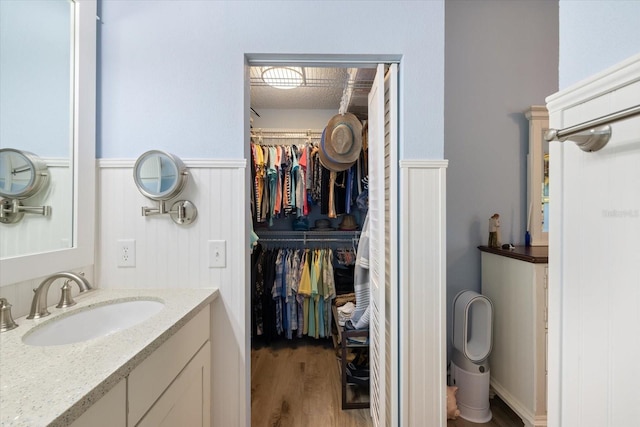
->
[23,299,165,346]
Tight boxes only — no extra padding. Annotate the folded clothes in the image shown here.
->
[334,293,356,307]
[337,301,356,314]
[337,301,356,326]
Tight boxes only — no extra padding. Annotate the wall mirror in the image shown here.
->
[0,0,96,286]
[0,1,73,256]
[134,150,197,225]
[134,150,187,201]
[525,105,549,246]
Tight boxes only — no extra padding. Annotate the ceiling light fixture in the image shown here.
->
[261,66,304,90]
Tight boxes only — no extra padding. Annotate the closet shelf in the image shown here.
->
[251,128,323,138]
[256,230,360,236]
[256,230,360,244]
[332,305,370,410]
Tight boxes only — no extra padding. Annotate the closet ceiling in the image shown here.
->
[249,66,375,119]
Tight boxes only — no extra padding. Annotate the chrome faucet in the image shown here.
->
[0,298,19,332]
[27,272,93,319]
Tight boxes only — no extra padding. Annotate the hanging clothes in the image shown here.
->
[250,138,366,225]
[251,245,338,341]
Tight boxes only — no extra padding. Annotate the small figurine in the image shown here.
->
[488,213,501,248]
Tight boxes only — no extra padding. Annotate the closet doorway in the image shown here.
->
[246,59,399,427]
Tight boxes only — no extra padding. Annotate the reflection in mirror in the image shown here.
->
[542,150,549,233]
[525,106,549,246]
[134,151,186,201]
[0,149,49,199]
[0,149,52,225]
[0,0,74,258]
[137,154,179,198]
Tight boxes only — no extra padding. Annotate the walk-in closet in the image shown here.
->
[248,64,391,427]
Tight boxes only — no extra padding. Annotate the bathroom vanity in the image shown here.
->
[0,288,217,427]
[479,245,548,427]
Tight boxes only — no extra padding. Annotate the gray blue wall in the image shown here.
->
[444,0,559,359]
[98,0,445,160]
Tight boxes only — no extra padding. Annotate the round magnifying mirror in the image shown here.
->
[133,150,187,201]
[0,148,49,200]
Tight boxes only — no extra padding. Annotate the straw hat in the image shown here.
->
[319,113,363,172]
[318,128,350,172]
[338,214,358,231]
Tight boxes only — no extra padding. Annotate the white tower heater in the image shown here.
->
[450,290,494,423]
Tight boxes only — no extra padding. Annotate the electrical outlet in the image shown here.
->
[209,240,226,268]
[117,239,136,267]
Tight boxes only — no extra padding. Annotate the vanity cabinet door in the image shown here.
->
[70,380,126,427]
[128,305,210,426]
[137,341,211,427]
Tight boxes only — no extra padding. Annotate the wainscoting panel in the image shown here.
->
[97,158,247,427]
[400,160,448,427]
[546,54,640,427]
[0,161,72,259]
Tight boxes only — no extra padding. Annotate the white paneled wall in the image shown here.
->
[97,160,243,288]
[0,161,72,258]
[547,54,640,427]
[400,160,448,426]
[97,158,247,427]
[97,157,449,427]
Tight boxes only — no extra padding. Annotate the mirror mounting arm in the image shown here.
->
[0,199,52,224]
[141,200,197,225]
[141,201,169,216]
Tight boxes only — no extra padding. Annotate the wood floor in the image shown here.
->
[251,339,524,427]
[447,395,524,427]
[251,338,370,427]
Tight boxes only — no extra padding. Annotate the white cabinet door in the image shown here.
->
[137,341,211,427]
[128,306,210,426]
[70,380,126,427]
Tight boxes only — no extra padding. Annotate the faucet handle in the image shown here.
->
[0,298,19,332]
[56,281,77,308]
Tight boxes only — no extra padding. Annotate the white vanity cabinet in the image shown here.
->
[70,304,211,427]
[128,304,211,427]
[70,380,126,427]
[136,342,210,427]
[0,289,217,427]
[479,246,548,427]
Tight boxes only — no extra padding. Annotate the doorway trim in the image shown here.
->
[244,53,401,426]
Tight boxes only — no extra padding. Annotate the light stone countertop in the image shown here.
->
[0,288,218,427]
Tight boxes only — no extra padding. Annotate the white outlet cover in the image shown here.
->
[117,239,136,268]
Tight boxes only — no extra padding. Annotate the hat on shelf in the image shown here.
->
[318,113,363,172]
[292,217,309,231]
[311,218,335,230]
[338,214,358,231]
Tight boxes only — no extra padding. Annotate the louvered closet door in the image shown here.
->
[384,63,398,427]
[368,62,399,427]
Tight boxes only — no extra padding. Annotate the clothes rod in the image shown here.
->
[252,134,322,140]
[544,104,640,152]
[252,129,322,135]
[259,238,356,243]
